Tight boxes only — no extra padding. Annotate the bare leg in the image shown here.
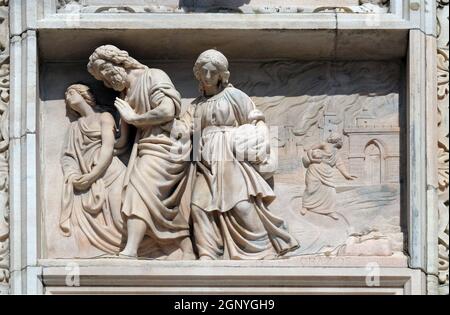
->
[179,237,196,260]
[119,216,146,257]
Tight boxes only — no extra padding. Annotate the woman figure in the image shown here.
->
[87,45,194,259]
[301,132,357,220]
[60,84,126,254]
[189,49,299,260]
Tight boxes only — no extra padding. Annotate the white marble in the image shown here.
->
[2,0,447,295]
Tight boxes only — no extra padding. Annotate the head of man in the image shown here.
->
[87,45,144,92]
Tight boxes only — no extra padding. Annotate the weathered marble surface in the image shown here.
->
[40,257,421,295]
[436,0,449,295]
[41,58,404,260]
[0,0,8,295]
[56,0,390,13]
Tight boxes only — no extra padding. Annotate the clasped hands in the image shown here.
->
[72,172,96,191]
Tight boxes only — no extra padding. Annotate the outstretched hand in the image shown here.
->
[114,98,138,124]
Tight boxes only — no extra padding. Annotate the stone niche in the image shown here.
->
[40,28,407,264]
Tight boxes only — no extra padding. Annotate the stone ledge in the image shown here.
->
[39,258,421,295]
[40,254,408,268]
[37,12,409,30]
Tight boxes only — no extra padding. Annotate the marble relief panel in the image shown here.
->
[41,56,404,260]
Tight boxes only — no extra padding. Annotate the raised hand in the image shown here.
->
[114,97,138,124]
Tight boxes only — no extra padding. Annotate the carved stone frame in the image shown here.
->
[4,0,447,294]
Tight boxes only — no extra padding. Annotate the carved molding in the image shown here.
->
[436,0,449,296]
[56,0,390,14]
[0,0,8,295]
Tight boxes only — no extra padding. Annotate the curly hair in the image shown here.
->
[193,49,230,93]
[327,132,343,149]
[87,45,144,90]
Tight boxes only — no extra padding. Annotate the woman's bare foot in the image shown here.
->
[300,208,308,215]
[119,248,138,258]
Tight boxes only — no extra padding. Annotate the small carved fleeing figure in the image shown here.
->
[301,132,357,220]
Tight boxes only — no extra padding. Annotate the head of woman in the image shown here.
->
[65,84,96,116]
[193,49,230,96]
[87,45,144,92]
[327,132,344,149]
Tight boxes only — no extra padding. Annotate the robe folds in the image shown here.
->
[190,86,299,260]
[60,115,126,254]
[121,68,192,256]
[302,148,342,214]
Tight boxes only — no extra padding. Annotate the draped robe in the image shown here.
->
[121,67,192,258]
[302,148,342,214]
[190,86,299,260]
[60,115,126,254]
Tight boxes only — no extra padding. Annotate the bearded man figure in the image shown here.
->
[87,45,194,259]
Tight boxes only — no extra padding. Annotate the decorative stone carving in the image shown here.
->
[337,230,393,256]
[300,133,357,220]
[48,54,405,260]
[56,0,390,14]
[0,1,8,54]
[57,0,82,12]
[0,0,8,295]
[87,45,194,259]
[0,60,8,293]
[60,84,127,254]
[188,49,300,260]
[437,0,449,296]
[249,60,403,257]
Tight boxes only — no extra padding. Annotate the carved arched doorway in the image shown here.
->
[364,140,385,185]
